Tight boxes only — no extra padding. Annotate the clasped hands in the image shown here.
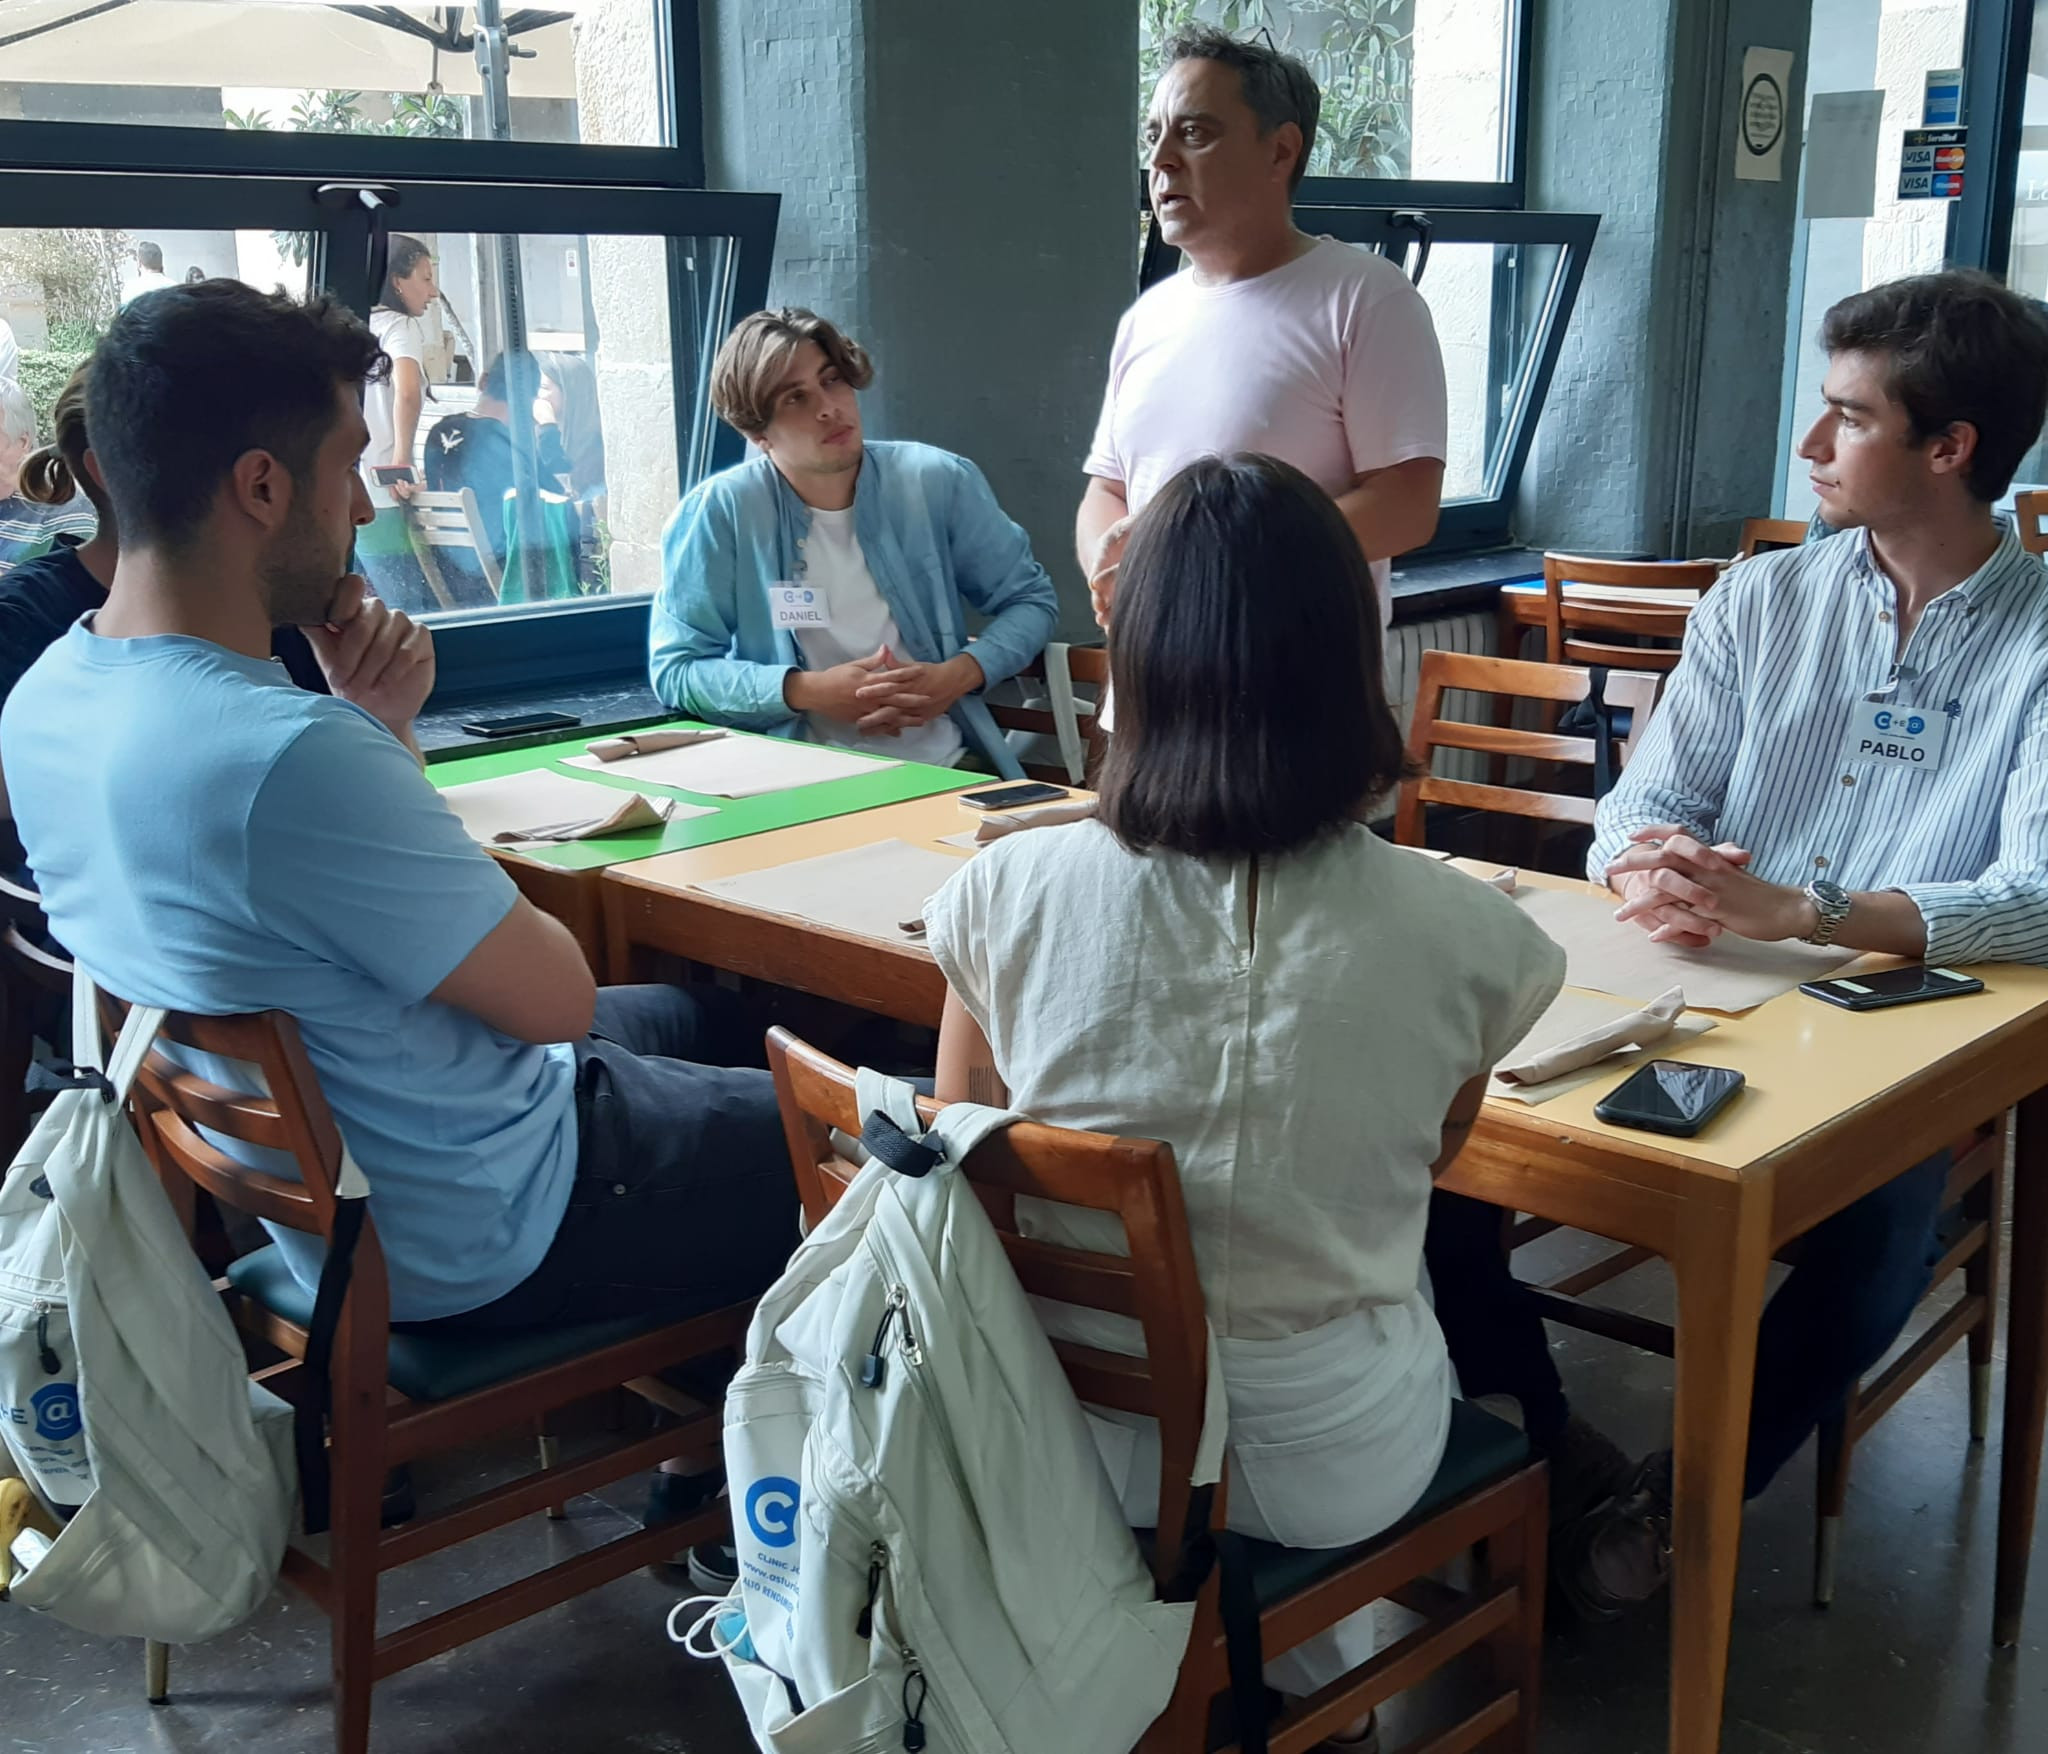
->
[1604,825,1817,951]
[788,646,985,736]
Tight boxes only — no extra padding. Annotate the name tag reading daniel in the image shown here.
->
[1845,699,1949,773]
[770,584,831,630]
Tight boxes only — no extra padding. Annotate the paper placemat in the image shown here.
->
[1487,988,1718,1106]
[562,734,899,798]
[1512,884,1854,1013]
[693,839,971,943]
[439,769,715,848]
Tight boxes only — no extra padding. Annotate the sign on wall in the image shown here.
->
[1736,47,1797,182]
[1899,127,1967,201]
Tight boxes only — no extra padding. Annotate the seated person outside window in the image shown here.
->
[0,378,96,577]
[2,281,798,1529]
[649,308,1058,775]
[921,453,1564,1749]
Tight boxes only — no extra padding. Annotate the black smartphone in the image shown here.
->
[1593,1060,1746,1137]
[1799,965,1985,1012]
[459,710,583,739]
[372,464,418,485]
[959,781,1070,811]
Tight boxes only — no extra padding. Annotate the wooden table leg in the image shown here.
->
[1668,1177,1772,1754]
[1995,1086,2048,1646]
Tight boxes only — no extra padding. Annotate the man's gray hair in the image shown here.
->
[1161,25,1321,191]
[0,378,34,446]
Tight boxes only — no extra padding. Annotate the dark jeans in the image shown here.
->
[420,984,799,1332]
[1425,1148,1953,1498]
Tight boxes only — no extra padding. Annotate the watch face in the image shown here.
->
[1812,880,1850,908]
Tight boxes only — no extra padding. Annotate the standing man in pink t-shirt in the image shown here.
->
[1080,26,1448,630]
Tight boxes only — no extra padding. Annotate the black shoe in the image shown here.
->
[1541,1413,1638,1531]
[1555,1449,1673,1624]
[687,1542,740,1594]
[642,1467,723,1529]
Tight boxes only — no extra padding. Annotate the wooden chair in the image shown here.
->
[1539,554,1720,673]
[1510,1119,2006,1606]
[0,871,72,1161]
[987,644,1110,785]
[403,487,503,608]
[2013,490,2048,557]
[1394,651,1664,848]
[1735,517,1808,559]
[120,1001,753,1754]
[767,1028,1550,1753]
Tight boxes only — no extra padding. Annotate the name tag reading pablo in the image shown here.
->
[770,583,830,630]
[1845,699,1949,773]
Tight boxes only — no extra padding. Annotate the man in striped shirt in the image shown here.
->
[1494,271,2048,1618]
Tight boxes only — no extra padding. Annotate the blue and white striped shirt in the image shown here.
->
[1589,525,2048,966]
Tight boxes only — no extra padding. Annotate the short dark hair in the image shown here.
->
[86,280,389,552]
[136,240,164,272]
[1161,25,1320,191]
[480,348,547,407]
[1820,270,2048,502]
[1097,453,1411,860]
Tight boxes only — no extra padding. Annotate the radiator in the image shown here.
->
[1375,607,1497,819]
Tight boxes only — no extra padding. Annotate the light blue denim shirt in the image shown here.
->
[649,441,1059,777]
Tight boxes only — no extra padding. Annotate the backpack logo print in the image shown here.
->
[32,1381,81,1443]
[745,1476,800,1548]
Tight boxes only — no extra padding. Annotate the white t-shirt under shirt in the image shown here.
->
[792,505,962,768]
[364,309,428,511]
[1085,236,1448,626]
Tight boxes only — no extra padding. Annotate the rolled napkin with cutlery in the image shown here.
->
[1495,986,1687,1086]
[585,728,728,763]
[494,792,672,844]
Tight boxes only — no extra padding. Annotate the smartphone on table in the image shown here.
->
[1593,1060,1746,1137]
[459,710,583,739]
[1799,965,1985,1011]
[959,781,1070,811]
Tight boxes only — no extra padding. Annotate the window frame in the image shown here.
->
[0,0,706,183]
[0,164,777,695]
[1950,0,2035,277]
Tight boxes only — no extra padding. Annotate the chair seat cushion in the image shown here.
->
[226,1245,672,1403]
[1144,1399,1531,1608]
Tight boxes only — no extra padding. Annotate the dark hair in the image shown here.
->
[379,235,433,311]
[184,266,205,284]
[480,348,548,407]
[17,360,103,518]
[1161,25,1320,191]
[1820,270,2048,502]
[135,241,163,272]
[1097,454,1410,860]
[86,280,389,552]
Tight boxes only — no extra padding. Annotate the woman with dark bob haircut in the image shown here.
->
[924,454,1564,1741]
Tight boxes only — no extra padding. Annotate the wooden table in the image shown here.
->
[597,842,2048,1753]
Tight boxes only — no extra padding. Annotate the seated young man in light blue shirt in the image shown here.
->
[1431,269,2048,1624]
[1,282,796,1534]
[649,307,1059,776]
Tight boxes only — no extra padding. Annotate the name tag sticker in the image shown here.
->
[770,584,830,630]
[1844,699,1949,773]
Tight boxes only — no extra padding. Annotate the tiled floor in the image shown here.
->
[9,1240,2048,1754]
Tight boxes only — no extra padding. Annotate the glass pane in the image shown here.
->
[1413,238,1559,503]
[0,1,668,148]
[352,226,733,621]
[1774,0,1967,519]
[1137,0,1515,183]
[0,225,312,573]
[1999,2,2048,493]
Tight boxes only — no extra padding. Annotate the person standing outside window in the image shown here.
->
[356,235,438,610]
[119,241,175,308]
[1079,27,1447,633]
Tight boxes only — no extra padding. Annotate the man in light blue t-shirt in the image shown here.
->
[2,281,796,1538]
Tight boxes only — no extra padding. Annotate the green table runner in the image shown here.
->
[428,720,971,872]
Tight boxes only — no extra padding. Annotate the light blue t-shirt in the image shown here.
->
[2,623,578,1320]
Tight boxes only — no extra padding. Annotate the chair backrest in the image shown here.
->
[404,488,505,603]
[764,1027,1214,1581]
[119,1003,391,1330]
[0,870,71,999]
[987,645,1111,785]
[1394,649,1663,844]
[1736,517,1807,559]
[2015,490,2048,558]
[1540,553,1719,670]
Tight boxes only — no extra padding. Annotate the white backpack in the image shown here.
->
[677,1071,1224,1754]
[0,970,296,1642]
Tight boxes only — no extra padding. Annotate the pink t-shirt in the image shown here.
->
[1085,237,1447,623]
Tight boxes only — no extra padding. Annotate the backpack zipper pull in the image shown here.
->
[33,1303,59,1375]
[855,1541,886,1638]
[861,1286,909,1389]
[901,1656,928,1752]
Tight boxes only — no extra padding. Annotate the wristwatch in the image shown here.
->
[1802,878,1852,947]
